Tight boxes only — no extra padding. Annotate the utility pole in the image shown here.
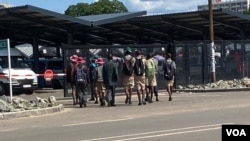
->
[209,0,216,82]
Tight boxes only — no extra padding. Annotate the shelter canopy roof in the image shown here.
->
[0,5,250,47]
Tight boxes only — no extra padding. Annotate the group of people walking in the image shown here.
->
[66,47,176,108]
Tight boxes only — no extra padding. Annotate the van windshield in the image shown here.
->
[0,57,30,68]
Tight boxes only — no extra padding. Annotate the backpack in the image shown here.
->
[123,57,133,76]
[90,64,97,82]
[75,65,87,85]
[145,59,156,77]
[134,58,145,76]
[164,61,174,80]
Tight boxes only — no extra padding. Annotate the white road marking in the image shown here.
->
[62,118,134,127]
[79,123,231,141]
[113,127,220,141]
[0,128,17,132]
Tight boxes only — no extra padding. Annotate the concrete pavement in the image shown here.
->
[1,86,250,120]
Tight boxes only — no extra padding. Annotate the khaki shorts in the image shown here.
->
[145,76,157,86]
[122,75,135,89]
[95,82,106,93]
[166,80,174,86]
[134,75,146,90]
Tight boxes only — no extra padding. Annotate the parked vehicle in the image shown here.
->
[0,48,37,96]
[27,58,64,89]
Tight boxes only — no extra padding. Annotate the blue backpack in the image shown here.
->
[75,65,87,85]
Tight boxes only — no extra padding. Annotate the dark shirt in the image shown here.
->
[103,60,118,87]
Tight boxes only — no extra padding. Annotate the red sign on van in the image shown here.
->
[44,69,54,81]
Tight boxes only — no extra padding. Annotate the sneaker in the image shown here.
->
[88,98,95,101]
[156,97,159,101]
[125,97,129,104]
[107,102,111,107]
[100,101,105,106]
[169,97,172,101]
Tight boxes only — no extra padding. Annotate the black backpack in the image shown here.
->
[90,64,97,82]
[123,58,133,76]
[164,61,174,80]
[134,58,145,76]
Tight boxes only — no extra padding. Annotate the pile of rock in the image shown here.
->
[0,96,57,112]
[177,77,250,90]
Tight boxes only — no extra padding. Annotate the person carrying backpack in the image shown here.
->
[89,54,99,103]
[145,52,156,103]
[163,53,176,101]
[134,50,147,105]
[75,57,89,108]
[122,47,135,105]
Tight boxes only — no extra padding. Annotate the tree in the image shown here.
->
[64,0,128,17]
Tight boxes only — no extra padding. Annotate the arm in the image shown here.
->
[70,64,75,82]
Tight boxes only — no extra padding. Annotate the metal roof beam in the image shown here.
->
[198,11,240,30]
[6,10,69,31]
[161,16,202,33]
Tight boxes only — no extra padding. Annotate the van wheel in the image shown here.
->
[52,80,62,89]
[0,83,6,96]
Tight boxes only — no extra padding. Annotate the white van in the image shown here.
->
[0,48,37,96]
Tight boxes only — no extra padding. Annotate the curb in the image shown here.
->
[173,87,250,93]
[0,104,64,120]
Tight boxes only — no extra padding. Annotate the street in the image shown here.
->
[0,90,250,141]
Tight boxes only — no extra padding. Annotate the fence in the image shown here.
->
[62,41,250,93]
[174,40,250,87]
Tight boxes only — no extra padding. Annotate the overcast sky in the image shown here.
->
[2,0,225,14]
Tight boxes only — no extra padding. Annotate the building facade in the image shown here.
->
[198,0,249,13]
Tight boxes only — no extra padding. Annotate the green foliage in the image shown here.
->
[64,0,128,17]
[243,10,250,15]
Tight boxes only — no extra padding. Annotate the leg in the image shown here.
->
[128,85,133,104]
[100,91,105,106]
[94,83,99,104]
[137,88,141,105]
[89,82,95,101]
[110,86,116,106]
[82,86,88,107]
[169,80,174,101]
[76,84,83,108]
[166,80,172,101]
[124,86,129,104]
[154,86,159,101]
[71,83,77,105]
[149,85,154,103]
[106,87,112,107]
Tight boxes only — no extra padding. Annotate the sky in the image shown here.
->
[1,0,224,15]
